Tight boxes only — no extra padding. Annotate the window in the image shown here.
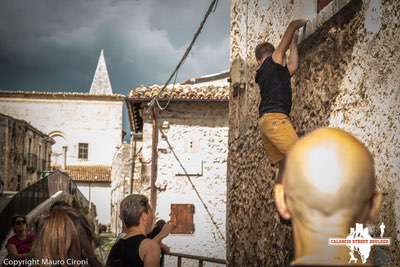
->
[28,138,32,154]
[78,143,88,160]
[295,0,351,39]
[170,204,195,234]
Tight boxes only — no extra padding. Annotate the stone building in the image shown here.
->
[0,50,124,224]
[228,0,399,266]
[0,113,54,191]
[110,143,136,232]
[111,73,229,265]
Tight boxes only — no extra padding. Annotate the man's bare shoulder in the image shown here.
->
[140,238,161,254]
[139,239,161,266]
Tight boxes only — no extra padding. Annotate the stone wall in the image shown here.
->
[110,144,130,233]
[228,0,399,266]
[110,142,151,233]
[110,143,150,233]
[0,113,53,191]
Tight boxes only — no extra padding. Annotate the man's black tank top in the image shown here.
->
[107,234,146,267]
[255,56,292,117]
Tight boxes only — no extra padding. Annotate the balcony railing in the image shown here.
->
[164,252,226,267]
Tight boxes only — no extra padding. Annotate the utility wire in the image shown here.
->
[154,70,178,111]
[159,127,226,242]
[148,0,219,109]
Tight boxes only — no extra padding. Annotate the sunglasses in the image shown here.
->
[15,220,26,225]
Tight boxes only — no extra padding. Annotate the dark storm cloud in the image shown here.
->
[0,0,230,93]
[148,0,229,48]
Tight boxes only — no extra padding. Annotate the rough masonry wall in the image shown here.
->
[141,103,228,267]
[228,1,295,266]
[229,0,399,266]
[110,143,150,233]
[110,144,131,233]
[0,114,52,190]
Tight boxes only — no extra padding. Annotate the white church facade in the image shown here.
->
[0,50,124,225]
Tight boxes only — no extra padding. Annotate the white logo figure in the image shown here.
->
[380,222,385,238]
[344,224,372,264]
[330,223,391,264]
[347,228,357,263]
[358,227,372,264]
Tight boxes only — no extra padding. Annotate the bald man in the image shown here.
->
[274,128,382,266]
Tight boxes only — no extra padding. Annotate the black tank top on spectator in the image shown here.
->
[255,56,292,117]
[106,234,146,267]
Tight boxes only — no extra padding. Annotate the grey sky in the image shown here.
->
[0,0,230,94]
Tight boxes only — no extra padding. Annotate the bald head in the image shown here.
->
[282,128,376,222]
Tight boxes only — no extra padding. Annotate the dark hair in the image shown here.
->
[49,200,70,211]
[11,215,26,226]
[120,194,150,228]
[147,220,166,239]
[255,42,275,61]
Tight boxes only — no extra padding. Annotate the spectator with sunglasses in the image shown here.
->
[6,215,34,259]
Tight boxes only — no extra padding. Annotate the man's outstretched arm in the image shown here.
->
[288,32,299,76]
[272,19,307,65]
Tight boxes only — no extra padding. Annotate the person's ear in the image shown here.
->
[139,212,147,225]
[367,192,382,224]
[274,183,291,220]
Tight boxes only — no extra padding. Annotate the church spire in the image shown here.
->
[90,49,112,94]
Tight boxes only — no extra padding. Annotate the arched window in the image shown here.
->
[48,131,67,167]
[48,130,65,139]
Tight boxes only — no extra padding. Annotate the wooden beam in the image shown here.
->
[150,107,159,210]
[130,138,137,194]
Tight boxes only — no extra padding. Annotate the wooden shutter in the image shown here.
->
[317,0,334,13]
[170,204,195,234]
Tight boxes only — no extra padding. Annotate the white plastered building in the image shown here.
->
[0,50,124,225]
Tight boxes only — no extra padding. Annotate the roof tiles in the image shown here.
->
[65,165,111,183]
[129,83,229,102]
[0,90,125,101]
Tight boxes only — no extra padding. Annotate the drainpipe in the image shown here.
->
[62,146,68,170]
[150,108,159,210]
[130,133,137,194]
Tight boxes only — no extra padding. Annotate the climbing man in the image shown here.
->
[255,19,308,182]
